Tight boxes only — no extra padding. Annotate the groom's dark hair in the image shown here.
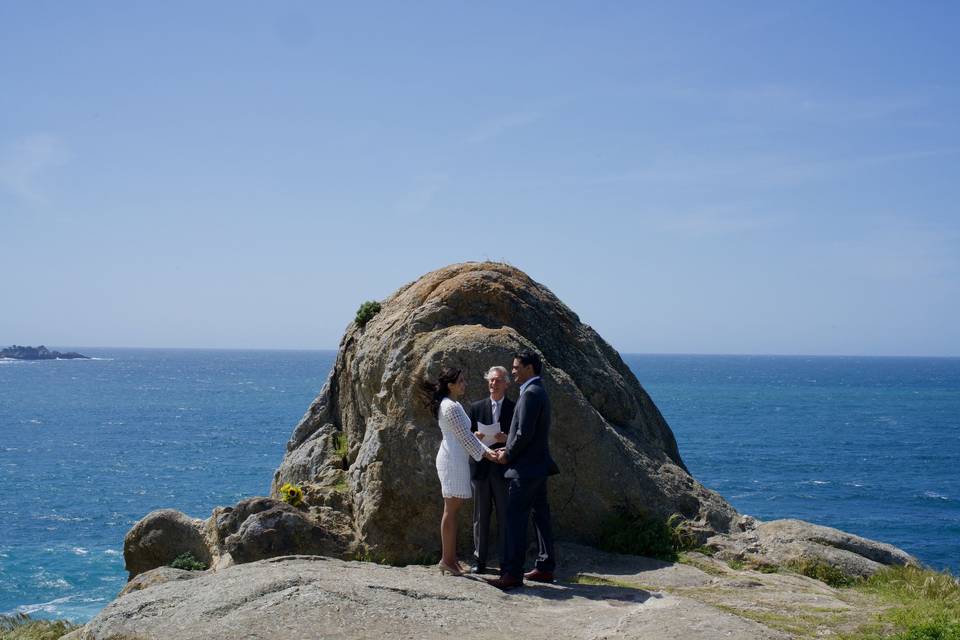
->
[514,350,542,375]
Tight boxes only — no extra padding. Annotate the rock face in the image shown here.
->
[123,510,211,580]
[124,498,350,579]
[708,517,918,578]
[272,262,738,562]
[66,543,892,640]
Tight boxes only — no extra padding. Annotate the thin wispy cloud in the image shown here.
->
[0,134,70,206]
[666,84,925,126]
[464,111,541,145]
[820,220,960,282]
[394,173,449,214]
[646,205,785,236]
[588,148,959,189]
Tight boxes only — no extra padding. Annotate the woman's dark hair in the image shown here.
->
[419,367,463,419]
[514,350,542,375]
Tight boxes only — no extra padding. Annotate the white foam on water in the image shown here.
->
[38,514,89,523]
[14,595,76,616]
[71,547,89,556]
[103,549,120,556]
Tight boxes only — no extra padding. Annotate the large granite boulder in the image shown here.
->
[707,517,918,578]
[124,498,352,579]
[272,262,739,562]
[123,509,211,580]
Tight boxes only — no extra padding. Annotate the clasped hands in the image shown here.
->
[483,448,508,464]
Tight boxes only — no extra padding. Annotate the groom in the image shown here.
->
[487,350,558,590]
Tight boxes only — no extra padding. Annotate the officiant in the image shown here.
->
[467,365,515,574]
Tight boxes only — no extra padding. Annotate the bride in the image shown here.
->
[420,367,497,575]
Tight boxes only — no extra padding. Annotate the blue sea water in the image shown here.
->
[1,349,958,622]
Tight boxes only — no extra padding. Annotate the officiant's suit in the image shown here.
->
[500,377,558,582]
[468,395,514,572]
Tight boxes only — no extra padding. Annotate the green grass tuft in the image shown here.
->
[568,573,654,591]
[596,507,697,562]
[169,551,207,571]
[789,558,858,588]
[0,613,78,640]
[334,433,349,459]
[354,301,381,328]
[840,566,960,640]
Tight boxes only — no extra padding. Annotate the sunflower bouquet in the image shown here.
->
[278,482,304,507]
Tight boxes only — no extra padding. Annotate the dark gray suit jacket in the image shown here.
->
[468,396,514,481]
[503,378,558,479]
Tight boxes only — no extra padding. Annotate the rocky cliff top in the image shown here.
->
[90,262,920,639]
[67,542,899,640]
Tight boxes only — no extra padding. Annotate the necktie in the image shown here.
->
[492,400,500,424]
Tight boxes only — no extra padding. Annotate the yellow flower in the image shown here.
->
[279,482,303,507]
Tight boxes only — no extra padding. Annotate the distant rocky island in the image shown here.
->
[0,345,89,360]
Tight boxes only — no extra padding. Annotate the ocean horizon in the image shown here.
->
[1,347,958,622]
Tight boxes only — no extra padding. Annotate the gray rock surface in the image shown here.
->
[69,543,893,640]
[124,498,352,579]
[273,262,738,562]
[123,509,210,580]
[69,549,789,640]
[708,517,918,578]
[118,566,201,597]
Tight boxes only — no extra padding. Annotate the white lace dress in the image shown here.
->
[436,397,490,499]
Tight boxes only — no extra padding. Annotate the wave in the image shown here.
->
[36,514,91,523]
[11,595,76,616]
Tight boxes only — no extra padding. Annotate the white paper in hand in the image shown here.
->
[476,421,501,445]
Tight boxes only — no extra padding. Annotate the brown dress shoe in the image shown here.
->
[523,568,555,583]
[486,575,523,590]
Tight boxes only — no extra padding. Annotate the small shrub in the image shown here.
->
[355,301,381,328]
[333,433,349,459]
[789,558,856,588]
[278,482,304,507]
[596,507,682,562]
[0,613,78,640]
[169,552,207,571]
[666,513,699,551]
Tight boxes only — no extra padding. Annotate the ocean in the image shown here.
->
[1,349,957,622]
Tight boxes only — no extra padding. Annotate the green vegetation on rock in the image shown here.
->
[840,566,960,640]
[354,301,381,328]
[334,433,349,459]
[169,551,208,571]
[790,558,858,588]
[596,507,696,562]
[569,573,656,591]
[0,614,78,640]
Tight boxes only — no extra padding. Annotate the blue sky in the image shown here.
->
[2,2,958,355]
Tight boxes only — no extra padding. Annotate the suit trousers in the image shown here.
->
[502,476,556,579]
[472,468,508,568]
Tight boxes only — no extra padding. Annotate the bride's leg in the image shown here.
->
[441,497,464,568]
